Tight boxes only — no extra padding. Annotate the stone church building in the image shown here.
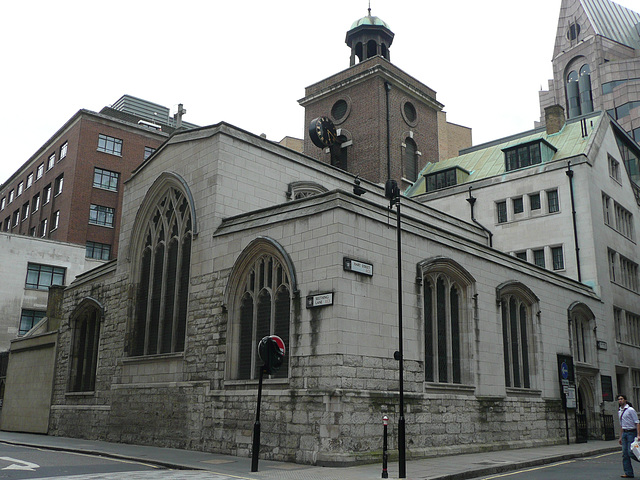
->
[1,10,610,465]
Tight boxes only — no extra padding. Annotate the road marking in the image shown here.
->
[0,456,40,471]
[64,450,162,468]
[585,451,618,459]
[480,460,575,479]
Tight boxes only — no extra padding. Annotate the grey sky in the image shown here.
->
[1,0,638,184]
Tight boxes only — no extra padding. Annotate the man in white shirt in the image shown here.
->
[619,394,640,478]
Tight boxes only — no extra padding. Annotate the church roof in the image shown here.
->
[581,0,640,49]
[405,112,604,197]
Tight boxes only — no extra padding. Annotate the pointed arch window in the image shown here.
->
[498,283,538,390]
[68,301,101,392]
[570,303,595,365]
[232,253,292,380]
[132,187,191,356]
[420,257,475,386]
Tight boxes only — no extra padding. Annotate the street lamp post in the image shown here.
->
[385,179,406,478]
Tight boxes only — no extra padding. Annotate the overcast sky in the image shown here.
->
[2,0,639,184]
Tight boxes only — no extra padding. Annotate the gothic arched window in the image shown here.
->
[235,254,291,380]
[498,282,538,389]
[420,257,475,385]
[569,303,596,365]
[68,299,102,392]
[226,238,296,381]
[132,186,192,356]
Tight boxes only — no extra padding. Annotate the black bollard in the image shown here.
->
[382,415,389,478]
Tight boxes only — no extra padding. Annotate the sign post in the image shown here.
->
[557,354,575,445]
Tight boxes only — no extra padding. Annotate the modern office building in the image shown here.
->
[538,0,640,185]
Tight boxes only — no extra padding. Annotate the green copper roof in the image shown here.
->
[582,0,640,50]
[350,14,390,30]
[405,111,604,197]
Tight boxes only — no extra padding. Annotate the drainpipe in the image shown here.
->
[466,187,493,247]
[566,162,582,282]
[385,81,392,180]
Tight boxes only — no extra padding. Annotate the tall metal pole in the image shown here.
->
[395,197,406,478]
[251,366,264,472]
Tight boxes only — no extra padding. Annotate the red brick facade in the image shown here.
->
[300,56,442,190]
[0,110,166,258]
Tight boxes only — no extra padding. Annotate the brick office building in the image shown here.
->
[0,95,196,260]
[0,96,196,346]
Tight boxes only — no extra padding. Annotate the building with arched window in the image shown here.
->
[13,118,601,464]
[539,0,640,167]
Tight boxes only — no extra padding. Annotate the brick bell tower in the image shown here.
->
[299,8,447,189]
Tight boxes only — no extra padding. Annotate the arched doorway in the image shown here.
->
[577,377,598,439]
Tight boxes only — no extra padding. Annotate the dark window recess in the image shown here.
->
[513,197,524,214]
[497,201,507,223]
[547,190,559,213]
[425,168,457,192]
[330,135,348,171]
[404,102,417,123]
[68,306,100,392]
[552,246,564,270]
[331,100,348,121]
[404,138,418,182]
[530,193,541,210]
[533,249,545,268]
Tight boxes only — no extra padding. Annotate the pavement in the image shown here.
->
[0,430,620,480]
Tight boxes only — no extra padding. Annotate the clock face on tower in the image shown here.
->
[309,116,337,148]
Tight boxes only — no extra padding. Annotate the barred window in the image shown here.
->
[68,301,101,392]
[233,253,291,380]
[132,187,192,356]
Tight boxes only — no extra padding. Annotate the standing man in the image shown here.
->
[619,394,640,478]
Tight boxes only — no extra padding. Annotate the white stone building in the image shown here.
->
[5,121,602,464]
[0,232,103,349]
[407,108,640,438]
